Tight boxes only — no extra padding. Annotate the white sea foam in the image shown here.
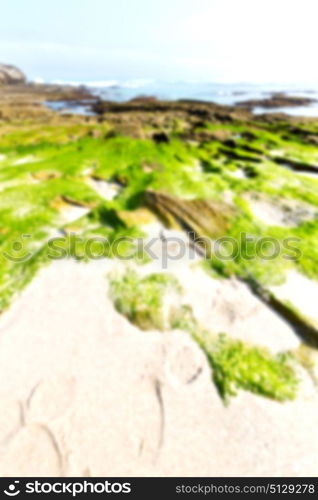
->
[86,80,119,88]
[32,77,44,84]
[118,78,155,89]
[47,79,155,89]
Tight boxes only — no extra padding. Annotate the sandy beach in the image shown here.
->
[1,258,318,477]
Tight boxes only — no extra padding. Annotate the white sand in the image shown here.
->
[228,168,247,179]
[270,270,318,327]
[299,171,318,180]
[140,225,202,269]
[247,195,317,227]
[59,205,90,225]
[172,265,301,352]
[1,259,318,477]
[87,178,121,201]
[12,155,39,166]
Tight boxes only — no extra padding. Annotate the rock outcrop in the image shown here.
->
[144,190,234,243]
[0,64,26,85]
[236,93,316,109]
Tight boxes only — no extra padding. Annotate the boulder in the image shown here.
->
[0,64,26,85]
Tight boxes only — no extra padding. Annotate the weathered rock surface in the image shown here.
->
[144,190,234,242]
[0,64,26,85]
[237,93,316,110]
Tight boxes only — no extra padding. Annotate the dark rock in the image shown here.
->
[272,156,318,174]
[129,95,158,103]
[236,93,316,110]
[152,132,169,144]
[144,190,234,244]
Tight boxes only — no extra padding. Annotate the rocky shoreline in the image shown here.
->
[1,66,318,476]
[1,67,317,124]
[236,92,316,110]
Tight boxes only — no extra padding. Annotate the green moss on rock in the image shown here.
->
[108,269,182,330]
[199,333,299,403]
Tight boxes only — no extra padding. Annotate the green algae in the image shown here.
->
[169,303,299,402]
[0,121,317,310]
[200,333,299,404]
[108,270,299,403]
[108,269,182,330]
[1,102,318,415]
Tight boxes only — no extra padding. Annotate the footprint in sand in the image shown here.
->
[0,397,23,445]
[27,375,76,423]
[164,333,205,386]
[128,376,164,464]
[1,424,62,477]
[0,375,77,476]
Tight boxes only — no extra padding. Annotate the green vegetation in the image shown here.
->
[108,268,182,330]
[1,119,318,308]
[0,107,316,403]
[198,333,299,404]
[108,269,299,403]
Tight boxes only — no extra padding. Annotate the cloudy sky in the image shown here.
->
[1,0,317,84]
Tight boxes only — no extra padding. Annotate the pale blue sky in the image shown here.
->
[1,0,318,83]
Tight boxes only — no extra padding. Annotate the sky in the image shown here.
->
[1,0,318,84]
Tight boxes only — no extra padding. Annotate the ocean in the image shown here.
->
[46,79,318,117]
